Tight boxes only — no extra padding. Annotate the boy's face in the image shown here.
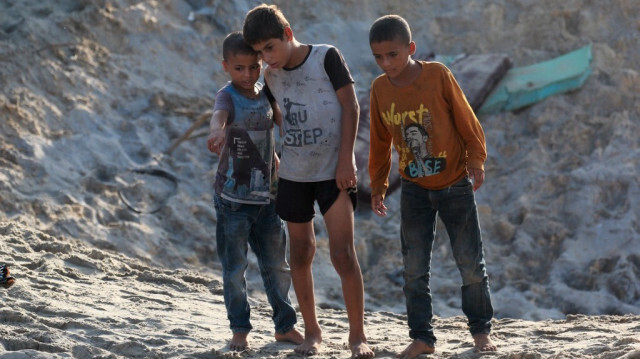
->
[370,38,415,79]
[223,53,262,94]
[250,27,293,69]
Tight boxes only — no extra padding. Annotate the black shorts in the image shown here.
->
[276,178,357,223]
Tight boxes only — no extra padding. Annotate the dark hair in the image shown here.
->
[243,3,289,45]
[369,14,412,44]
[405,123,428,137]
[222,31,256,61]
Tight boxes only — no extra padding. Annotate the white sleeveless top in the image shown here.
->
[265,44,352,182]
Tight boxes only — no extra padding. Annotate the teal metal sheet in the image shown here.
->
[478,45,592,115]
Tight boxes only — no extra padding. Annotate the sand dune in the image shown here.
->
[1,0,639,357]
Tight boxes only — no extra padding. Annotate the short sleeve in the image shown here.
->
[213,89,234,123]
[214,90,233,112]
[324,47,354,91]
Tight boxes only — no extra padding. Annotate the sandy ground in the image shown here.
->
[2,222,640,358]
[1,0,639,358]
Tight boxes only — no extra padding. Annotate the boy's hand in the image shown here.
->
[207,110,227,155]
[469,167,485,191]
[371,194,387,217]
[335,161,357,190]
[207,130,225,155]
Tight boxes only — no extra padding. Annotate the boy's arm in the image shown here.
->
[273,149,280,171]
[271,100,284,137]
[207,110,228,155]
[368,88,393,198]
[268,95,283,169]
[368,87,393,215]
[264,84,283,135]
[334,83,359,190]
[444,67,487,190]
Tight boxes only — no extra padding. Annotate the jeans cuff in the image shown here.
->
[413,337,436,349]
[275,324,295,335]
[469,326,492,336]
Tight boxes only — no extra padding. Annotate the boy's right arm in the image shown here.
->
[207,110,228,155]
[368,87,393,217]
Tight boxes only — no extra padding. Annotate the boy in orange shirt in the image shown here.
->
[368,15,497,358]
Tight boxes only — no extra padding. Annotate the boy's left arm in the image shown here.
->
[334,83,359,190]
[445,68,487,191]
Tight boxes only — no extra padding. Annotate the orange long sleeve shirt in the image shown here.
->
[368,61,487,198]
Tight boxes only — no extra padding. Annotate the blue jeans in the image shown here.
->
[214,194,297,334]
[400,177,493,347]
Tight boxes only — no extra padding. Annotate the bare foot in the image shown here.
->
[2,277,15,289]
[351,341,375,359]
[295,332,322,356]
[275,328,304,345]
[229,332,249,351]
[396,339,435,359]
[1,264,15,289]
[473,333,497,352]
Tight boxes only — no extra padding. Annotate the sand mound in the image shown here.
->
[1,0,639,357]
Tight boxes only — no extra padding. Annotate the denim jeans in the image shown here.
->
[399,177,493,347]
[214,194,297,334]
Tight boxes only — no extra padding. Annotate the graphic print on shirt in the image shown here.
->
[282,97,323,148]
[380,102,447,178]
[222,126,271,200]
[214,84,276,204]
